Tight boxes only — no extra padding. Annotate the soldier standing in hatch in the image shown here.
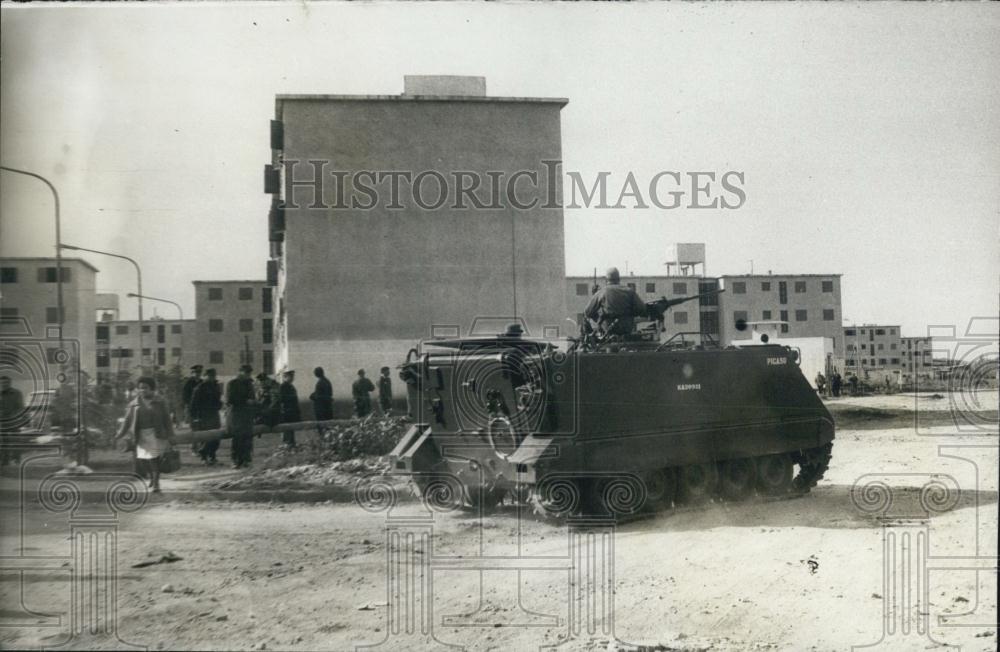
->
[584,267,647,336]
[352,369,376,418]
[278,369,301,449]
[226,365,257,469]
[377,366,393,416]
[190,368,223,465]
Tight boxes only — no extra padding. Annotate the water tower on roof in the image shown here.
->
[665,243,706,276]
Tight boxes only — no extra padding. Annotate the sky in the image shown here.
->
[1,2,998,341]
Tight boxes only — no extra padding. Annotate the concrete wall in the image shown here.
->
[719,275,844,357]
[0,257,97,383]
[273,92,568,395]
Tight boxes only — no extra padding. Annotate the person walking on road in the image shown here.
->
[116,376,174,492]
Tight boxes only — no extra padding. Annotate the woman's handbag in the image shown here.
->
[159,449,182,474]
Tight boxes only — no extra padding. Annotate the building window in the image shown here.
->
[822,280,834,292]
[860,329,866,334]
[795,310,807,321]
[673,311,688,325]
[171,347,182,358]
[142,348,151,357]
[262,318,273,345]
[96,350,110,368]
[877,343,884,350]
[263,350,274,374]
[575,283,589,296]
[778,281,788,304]
[731,281,746,294]
[794,281,806,293]
[879,358,888,365]
[238,287,253,300]
[626,283,636,291]
[845,328,856,336]
[779,310,789,333]
[171,324,182,334]
[239,319,254,333]
[673,282,687,295]
[209,351,224,364]
[262,287,273,313]
[45,307,63,323]
[208,287,223,301]
[890,328,896,335]
[38,267,71,283]
[645,282,656,294]
[699,311,719,335]
[891,358,900,365]
[733,310,748,328]
[875,329,885,335]
[823,309,835,321]
[890,343,897,350]
[761,282,771,292]
[157,348,166,366]
[846,359,855,366]
[0,267,17,283]
[115,325,129,335]
[208,319,223,332]
[762,310,772,320]
[142,325,151,333]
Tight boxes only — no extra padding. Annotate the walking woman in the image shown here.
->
[116,376,174,492]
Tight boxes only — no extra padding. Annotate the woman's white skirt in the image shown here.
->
[136,427,170,460]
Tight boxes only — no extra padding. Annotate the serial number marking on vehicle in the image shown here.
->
[767,357,787,365]
[677,383,701,391]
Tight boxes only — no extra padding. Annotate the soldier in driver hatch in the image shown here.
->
[584,267,647,336]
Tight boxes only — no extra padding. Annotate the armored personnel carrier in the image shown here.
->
[390,291,834,516]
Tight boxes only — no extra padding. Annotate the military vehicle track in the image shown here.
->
[427,442,835,521]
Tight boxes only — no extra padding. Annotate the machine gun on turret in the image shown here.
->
[643,288,725,331]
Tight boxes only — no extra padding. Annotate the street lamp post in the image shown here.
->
[127,293,183,366]
[126,293,182,320]
[0,166,63,344]
[59,244,144,371]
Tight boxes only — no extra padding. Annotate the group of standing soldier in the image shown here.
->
[177,363,395,468]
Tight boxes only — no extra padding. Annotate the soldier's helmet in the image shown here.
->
[606,267,621,284]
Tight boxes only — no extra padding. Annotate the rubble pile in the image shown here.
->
[204,416,410,492]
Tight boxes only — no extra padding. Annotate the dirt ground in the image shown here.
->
[1,393,997,651]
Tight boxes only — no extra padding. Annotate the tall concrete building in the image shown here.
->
[843,324,902,380]
[901,336,935,381]
[191,281,274,377]
[719,274,844,357]
[267,76,568,392]
[0,257,99,381]
[95,317,196,380]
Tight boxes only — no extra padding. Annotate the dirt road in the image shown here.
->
[1,415,996,650]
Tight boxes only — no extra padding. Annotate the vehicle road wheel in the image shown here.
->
[641,468,677,510]
[756,454,793,496]
[465,484,504,513]
[676,463,719,504]
[718,458,756,501]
